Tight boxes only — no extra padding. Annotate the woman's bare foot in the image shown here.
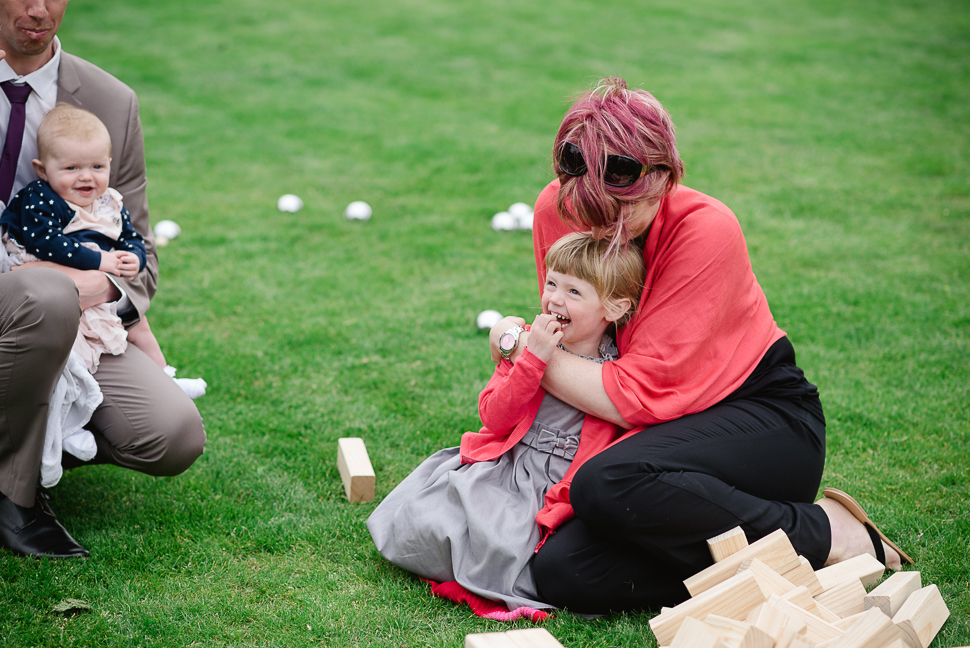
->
[816,497,902,571]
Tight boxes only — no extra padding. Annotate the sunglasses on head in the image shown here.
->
[556,141,653,188]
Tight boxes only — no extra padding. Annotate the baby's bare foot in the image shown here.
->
[816,497,901,571]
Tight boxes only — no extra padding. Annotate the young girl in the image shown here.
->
[367,232,645,614]
[0,103,204,396]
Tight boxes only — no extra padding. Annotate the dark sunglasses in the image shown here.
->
[556,141,652,188]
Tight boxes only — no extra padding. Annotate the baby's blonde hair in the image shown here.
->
[544,232,645,326]
[37,103,111,161]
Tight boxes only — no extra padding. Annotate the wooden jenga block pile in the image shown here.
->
[650,528,951,648]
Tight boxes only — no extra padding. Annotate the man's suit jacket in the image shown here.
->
[57,52,157,322]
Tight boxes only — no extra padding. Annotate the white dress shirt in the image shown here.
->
[0,37,62,205]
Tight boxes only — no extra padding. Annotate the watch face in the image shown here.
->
[499,332,515,351]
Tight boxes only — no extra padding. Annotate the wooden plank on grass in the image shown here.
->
[337,437,375,502]
[465,629,564,648]
[892,584,950,648]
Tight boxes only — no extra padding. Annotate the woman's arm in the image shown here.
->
[540,342,631,427]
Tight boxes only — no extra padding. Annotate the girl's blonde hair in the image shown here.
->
[545,232,645,326]
[37,103,111,161]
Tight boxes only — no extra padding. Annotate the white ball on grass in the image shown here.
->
[490,211,517,231]
[277,194,303,213]
[508,202,532,217]
[345,200,373,220]
[515,211,533,231]
[476,309,504,330]
[153,220,181,240]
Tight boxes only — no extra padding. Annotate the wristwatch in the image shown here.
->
[498,325,526,360]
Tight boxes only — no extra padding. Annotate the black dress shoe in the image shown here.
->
[0,490,89,558]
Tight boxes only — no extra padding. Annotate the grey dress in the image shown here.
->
[367,393,584,610]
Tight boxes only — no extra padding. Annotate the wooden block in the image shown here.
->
[834,612,867,631]
[703,615,774,648]
[778,625,812,648]
[708,527,749,562]
[781,556,824,597]
[651,570,768,646]
[812,600,844,625]
[780,586,817,609]
[466,633,513,648]
[337,437,375,502]
[892,584,950,648]
[865,572,922,618]
[828,607,905,648]
[685,529,801,597]
[671,617,731,648]
[788,637,818,648]
[816,578,868,619]
[504,629,565,647]
[767,596,844,645]
[741,558,798,597]
[778,586,841,624]
[815,554,885,592]
[746,601,808,643]
[465,629,564,648]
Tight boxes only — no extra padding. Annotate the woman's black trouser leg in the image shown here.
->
[533,391,828,614]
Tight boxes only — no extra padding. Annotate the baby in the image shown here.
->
[0,103,203,397]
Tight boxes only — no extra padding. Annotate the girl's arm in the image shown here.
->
[114,202,147,271]
[478,349,547,433]
[2,185,103,270]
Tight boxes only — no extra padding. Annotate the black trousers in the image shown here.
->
[532,337,829,614]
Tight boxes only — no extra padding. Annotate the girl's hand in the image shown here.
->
[525,313,563,363]
[99,250,139,278]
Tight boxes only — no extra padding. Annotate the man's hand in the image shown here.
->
[488,315,528,362]
[524,314,562,363]
[99,250,139,278]
[12,261,121,309]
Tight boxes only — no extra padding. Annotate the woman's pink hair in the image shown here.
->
[554,77,684,243]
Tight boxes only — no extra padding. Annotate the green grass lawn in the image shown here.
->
[2,0,967,645]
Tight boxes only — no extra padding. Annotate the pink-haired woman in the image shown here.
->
[490,77,912,613]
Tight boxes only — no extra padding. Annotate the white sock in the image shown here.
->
[174,377,207,399]
[165,365,207,399]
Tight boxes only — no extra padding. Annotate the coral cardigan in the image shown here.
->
[532,181,786,427]
[460,348,636,539]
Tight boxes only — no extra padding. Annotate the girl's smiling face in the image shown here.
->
[34,135,111,210]
[541,268,613,358]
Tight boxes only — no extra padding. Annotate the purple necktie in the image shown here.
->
[0,81,33,203]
